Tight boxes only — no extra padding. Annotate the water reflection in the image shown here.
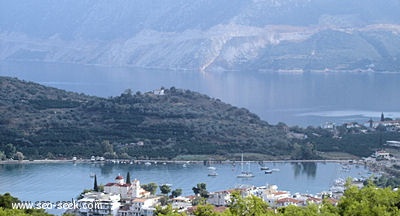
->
[292,162,317,178]
[98,163,114,176]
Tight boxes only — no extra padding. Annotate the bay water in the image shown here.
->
[0,161,371,215]
[1,61,400,126]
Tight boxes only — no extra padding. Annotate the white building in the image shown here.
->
[104,176,150,200]
[259,185,291,207]
[153,89,165,95]
[207,191,231,206]
[118,197,160,216]
[171,196,193,212]
[373,150,391,160]
[77,192,120,216]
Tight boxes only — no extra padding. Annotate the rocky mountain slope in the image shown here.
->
[1,0,400,72]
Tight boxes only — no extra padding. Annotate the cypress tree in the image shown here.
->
[94,174,99,192]
[126,172,131,184]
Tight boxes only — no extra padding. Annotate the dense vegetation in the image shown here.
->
[0,193,52,216]
[0,77,294,160]
[1,76,399,161]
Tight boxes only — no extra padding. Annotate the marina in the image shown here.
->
[0,161,372,202]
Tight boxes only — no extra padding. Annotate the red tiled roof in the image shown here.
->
[272,191,288,195]
[277,198,301,204]
[115,175,124,180]
[105,183,130,187]
[306,197,322,202]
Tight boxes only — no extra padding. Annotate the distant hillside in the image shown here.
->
[0,76,298,160]
[1,0,400,72]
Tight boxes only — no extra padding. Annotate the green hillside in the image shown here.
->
[0,76,296,160]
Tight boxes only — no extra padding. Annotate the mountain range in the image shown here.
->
[1,0,400,72]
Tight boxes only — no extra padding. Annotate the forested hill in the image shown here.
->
[0,76,294,160]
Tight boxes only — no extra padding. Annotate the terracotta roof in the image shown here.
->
[105,183,130,187]
[115,175,124,180]
[133,198,146,203]
[306,197,322,202]
[277,198,301,204]
[272,191,289,196]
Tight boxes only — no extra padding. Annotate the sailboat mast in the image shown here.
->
[241,153,244,172]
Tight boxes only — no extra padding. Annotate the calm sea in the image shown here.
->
[1,60,400,126]
[0,161,371,215]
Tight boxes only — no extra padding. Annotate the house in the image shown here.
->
[77,192,120,216]
[260,185,291,207]
[171,196,193,212]
[153,89,165,95]
[276,197,304,207]
[207,190,231,206]
[118,197,160,216]
[373,150,391,160]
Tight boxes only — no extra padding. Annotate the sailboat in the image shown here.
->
[208,170,218,176]
[207,159,217,176]
[237,153,254,178]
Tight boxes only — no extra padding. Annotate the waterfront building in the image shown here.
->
[77,191,120,216]
[104,175,150,200]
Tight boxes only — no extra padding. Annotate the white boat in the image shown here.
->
[208,171,218,176]
[237,153,254,178]
[207,166,216,170]
[260,166,269,170]
[237,171,255,178]
[144,162,151,166]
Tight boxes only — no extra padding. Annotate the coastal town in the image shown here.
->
[64,147,399,216]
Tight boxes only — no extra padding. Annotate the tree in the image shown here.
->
[142,183,158,195]
[338,181,400,216]
[0,193,53,215]
[160,184,171,196]
[101,140,115,158]
[0,193,20,209]
[171,189,182,198]
[228,191,271,216]
[0,151,6,160]
[93,175,99,192]
[15,152,24,161]
[126,172,131,184]
[193,204,218,216]
[4,143,16,159]
[155,204,185,216]
[192,183,208,198]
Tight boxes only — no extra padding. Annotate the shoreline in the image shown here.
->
[0,158,357,165]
